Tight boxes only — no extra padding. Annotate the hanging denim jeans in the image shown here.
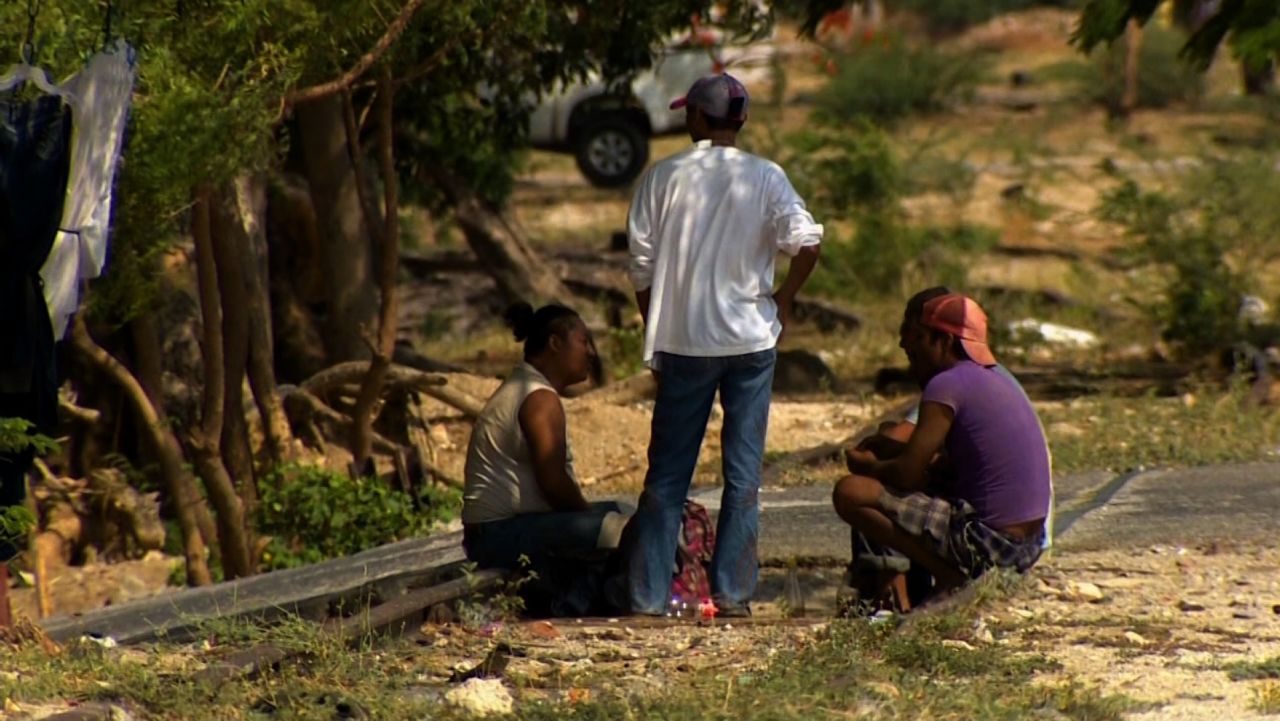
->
[0,92,73,562]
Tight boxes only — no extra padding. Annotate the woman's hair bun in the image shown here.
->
[503,302,536,342]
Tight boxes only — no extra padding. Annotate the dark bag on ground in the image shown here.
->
[521,499,718,617]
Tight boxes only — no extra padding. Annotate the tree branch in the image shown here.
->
[69,315,214,586]
[388,31,476,89]
[192,187,226,448]
[282,387,461,487]
[302,361,484,420]
[341,88,385,250]
[191,186,254,580]
[284,0,428,108]
[350,68,402,468]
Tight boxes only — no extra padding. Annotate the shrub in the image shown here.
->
[1044,22,1204,111]
[785,121,994,301]
[1099,22,1203,110]
[0,417,58,548]
[814,33,986,125]
[0,417,58,455]
[1098,154,1280,354]
[258,464,460,570]
[599,325,645,381]
[788,120,902,214]
[809,215,999,299]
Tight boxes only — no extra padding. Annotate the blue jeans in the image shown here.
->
[463,501,625,570]
[627,349,776,614]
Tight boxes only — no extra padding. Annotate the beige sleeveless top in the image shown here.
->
[462,362,578,524]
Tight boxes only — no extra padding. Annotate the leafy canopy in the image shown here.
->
[0,0,771,322]
[1073,0,1280,72]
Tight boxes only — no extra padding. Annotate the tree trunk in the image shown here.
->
[211,186,260,550]
[1242,59,1275,96]
[1121,18,1142,115]
[190,187,255,580]
[341,89,386,255]
[129,316,165,415]
[296,95,379,363]
[425,163,573,305]
[233,174,296,464]
[128,315,219,550]
[71,315,214,586]
[350,70,402,471]
[265,175,329,383]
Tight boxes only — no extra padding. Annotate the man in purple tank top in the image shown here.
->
[833,292,1051,598]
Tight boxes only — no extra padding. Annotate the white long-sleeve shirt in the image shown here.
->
[627,140,823,366]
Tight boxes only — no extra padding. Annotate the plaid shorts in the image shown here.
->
[877,488,1044,579]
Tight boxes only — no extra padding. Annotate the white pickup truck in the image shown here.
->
[528,38,774,188]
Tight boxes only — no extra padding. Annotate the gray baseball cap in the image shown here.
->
[669,73,749,121]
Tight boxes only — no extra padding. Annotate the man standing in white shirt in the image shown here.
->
[625,74,823,617]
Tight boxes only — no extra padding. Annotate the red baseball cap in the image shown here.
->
[920,294,997,366]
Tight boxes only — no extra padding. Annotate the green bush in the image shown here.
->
[785,120,993,301]
[814,33,986,125]
[0,417,58,548]
[600,325,645,381]
[1098,154,1280,353]
[1042,23,1205,111]
[788,120,902,213]
[0,417,58,455]
[1099,23,1203,110]
[257,464,460,570]
[810,216,999,300]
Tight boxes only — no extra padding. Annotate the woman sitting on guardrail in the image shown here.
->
[461,302,630,609]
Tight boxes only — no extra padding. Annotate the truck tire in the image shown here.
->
[573,116,649,188]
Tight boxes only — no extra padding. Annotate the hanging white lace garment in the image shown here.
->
[40,42,137,338]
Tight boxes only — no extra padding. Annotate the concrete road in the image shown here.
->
[678,464,1278,562]
[1056,462,1280,552]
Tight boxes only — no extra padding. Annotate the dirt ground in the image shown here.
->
[419,375,895,496]
[1002,544,1280,720]
[401,544,1280,720]
[8,10,1280,720]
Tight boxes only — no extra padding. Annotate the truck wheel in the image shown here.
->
[573,117,649,188]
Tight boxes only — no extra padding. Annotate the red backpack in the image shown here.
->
[671,499,715,603]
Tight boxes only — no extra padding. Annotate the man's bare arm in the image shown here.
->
[635,288,652,327]
[773,245,820,340]
[519,390,590,512]
[845,402,953,492]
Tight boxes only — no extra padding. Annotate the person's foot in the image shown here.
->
[715,602,751,619]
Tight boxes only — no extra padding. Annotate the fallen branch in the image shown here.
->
[281,387,462,487]
[302,361,484,420]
